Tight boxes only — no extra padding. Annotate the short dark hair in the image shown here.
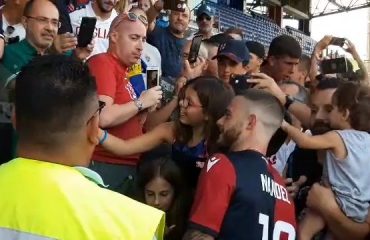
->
[224,27,244,39]
[23,0,58,17]
[268,35,302,59]
[240,89,284,138]
[280,80,309,104]
[315,77,342,90]
[15,55,97,147]
[332,82,370,131]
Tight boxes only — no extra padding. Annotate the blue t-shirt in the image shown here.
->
[147,26,185,78]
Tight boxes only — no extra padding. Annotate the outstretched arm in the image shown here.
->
[281,121,339,151]
[99,122,175,156]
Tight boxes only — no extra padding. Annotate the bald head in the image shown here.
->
[109,13,147,67]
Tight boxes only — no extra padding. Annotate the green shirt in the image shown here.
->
[2,39,39,75]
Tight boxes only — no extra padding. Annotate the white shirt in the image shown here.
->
[1,6,26,43]
[69,2,117,58]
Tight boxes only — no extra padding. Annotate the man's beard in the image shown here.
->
[311,120,332,135]
[97,2,114,13]
[217,122,243,150]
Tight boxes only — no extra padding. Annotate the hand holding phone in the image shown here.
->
[77,17,97,48]
[188,35,203,64]
[229,74,254,94]
[146,67,160,89]
[330,37,346,47]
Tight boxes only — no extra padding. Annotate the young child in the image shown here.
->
[136,157,190,240]
[282,82,370,240]
[98,76,234,188]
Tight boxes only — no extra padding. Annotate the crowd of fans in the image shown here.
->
[0,0,369,239]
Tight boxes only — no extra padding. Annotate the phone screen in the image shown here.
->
[146,69,159,89]
[188,35,203,64]
[77,17,97,48]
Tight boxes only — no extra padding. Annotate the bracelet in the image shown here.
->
[99,130,108,145]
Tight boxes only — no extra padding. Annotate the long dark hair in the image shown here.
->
[175,76,234,154]
[136,158,190,240]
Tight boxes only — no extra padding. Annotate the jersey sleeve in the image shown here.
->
[88,57,116,99]
[189,153,236,237]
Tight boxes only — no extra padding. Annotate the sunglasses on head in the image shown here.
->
[111,12,148,31]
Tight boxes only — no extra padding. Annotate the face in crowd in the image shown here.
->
[196,13,213,35]
[138,0,151,12]
[217,57,248,83]
[145,176,175,212]
[268,55,300,82]
[169,7,190,35]
[23,0,59,51]
[109,11,147,67]
[309,87,336,135]
[96,0,118,13]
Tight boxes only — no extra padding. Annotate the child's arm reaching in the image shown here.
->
[281,121,345,158]
[98,122,175,157]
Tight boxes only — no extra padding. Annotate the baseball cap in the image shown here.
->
[203,33,233,46]
[246,41,265,59]
[212,39,250,63]
[196,4,214,18]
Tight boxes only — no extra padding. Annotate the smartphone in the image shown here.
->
[146,66,160,89]
[321,57,348,74]
[188,35,203,64]
[330,37,346,47]
[77,17,97,48]
[163,0,187,12]
[229,74,254,94]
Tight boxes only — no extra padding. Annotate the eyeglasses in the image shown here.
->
[110,12,148,32]
[87,101,106,124]
[26,16,61,28]
[196,15,212,22]
[179,98,202,109]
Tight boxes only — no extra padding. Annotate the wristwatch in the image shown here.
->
[284,95,295,110]
[134,98,143,111]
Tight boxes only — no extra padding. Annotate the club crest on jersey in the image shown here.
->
[206,156,220,172]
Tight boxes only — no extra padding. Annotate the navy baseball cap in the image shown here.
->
[196,4,214,18]
[213,39,250,63]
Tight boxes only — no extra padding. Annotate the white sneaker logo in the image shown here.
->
[206,156,220,172]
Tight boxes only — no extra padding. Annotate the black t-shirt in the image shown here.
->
[286,147,322,215]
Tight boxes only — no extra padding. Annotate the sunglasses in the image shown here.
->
[87,101,106,124]
[197,15,212,22]
[111,12,148,31]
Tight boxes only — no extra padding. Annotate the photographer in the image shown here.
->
[213,39,250,84]
[309,35,369,87]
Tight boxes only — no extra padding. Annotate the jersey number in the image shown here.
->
[258,213,296,240]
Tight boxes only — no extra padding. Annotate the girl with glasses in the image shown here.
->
[98,76,234,189]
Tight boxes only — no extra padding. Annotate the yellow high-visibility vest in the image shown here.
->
[0,158,165,240]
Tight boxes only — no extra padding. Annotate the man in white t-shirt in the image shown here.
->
[54,0,117,58]
[69,0,117,57]
[0,0,28,45]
